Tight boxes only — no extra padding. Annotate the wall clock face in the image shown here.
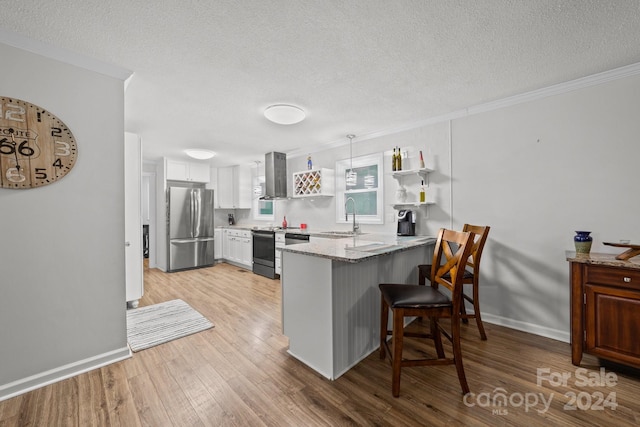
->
[0,96,78,189]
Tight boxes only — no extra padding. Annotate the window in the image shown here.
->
[335,153,384,224]
[252,177,275,221]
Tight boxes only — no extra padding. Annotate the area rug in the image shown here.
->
[126,299,214,352]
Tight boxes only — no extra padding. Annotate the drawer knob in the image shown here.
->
[624,277,632,283]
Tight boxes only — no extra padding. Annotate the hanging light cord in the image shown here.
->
[347,134,355,172]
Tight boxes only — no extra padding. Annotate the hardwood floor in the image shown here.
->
[2,261,640,426]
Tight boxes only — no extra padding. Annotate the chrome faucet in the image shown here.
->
[345,197,359,234]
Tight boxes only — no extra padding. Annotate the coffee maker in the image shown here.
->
[397,210,415,236]
[228,213,235,225]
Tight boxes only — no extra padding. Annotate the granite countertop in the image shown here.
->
[216,224,300,232]
[566,251,640,270]
[282,233,436,263]
[217,224,352,236]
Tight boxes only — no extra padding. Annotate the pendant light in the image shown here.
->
[346,134,357,187]
[364,174,375,188]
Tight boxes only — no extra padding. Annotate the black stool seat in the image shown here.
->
[379,284,451,309]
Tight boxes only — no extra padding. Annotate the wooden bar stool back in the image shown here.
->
[418,224,490,340]
[379,228,475,397]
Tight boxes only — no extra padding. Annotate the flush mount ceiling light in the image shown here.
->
[185,149,216,160]
[264,104,306,125]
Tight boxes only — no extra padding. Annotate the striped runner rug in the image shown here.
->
[126,299,214,352]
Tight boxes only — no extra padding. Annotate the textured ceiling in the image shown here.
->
[2,1,640,166]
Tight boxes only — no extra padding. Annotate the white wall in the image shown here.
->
[451,74,640,340]
[0,43,130,400]
[277,70,640,342]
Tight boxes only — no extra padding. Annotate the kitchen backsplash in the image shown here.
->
[228,124,452,237]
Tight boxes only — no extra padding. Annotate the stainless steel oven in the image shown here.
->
[252,229,276,279]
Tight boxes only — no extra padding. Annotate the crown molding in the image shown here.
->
[288,61,640,158]
[0,27,132,81]
[466,62,640,116]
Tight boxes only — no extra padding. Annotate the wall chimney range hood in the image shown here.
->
[262,152,287,199]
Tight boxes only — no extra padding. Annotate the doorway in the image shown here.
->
[142,171,157,268]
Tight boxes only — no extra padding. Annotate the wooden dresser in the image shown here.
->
[568,252,640,368]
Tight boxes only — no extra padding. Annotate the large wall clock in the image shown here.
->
[0,96,78,189]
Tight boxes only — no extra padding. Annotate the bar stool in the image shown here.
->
[379,228,475,397]
[418,224,490,340]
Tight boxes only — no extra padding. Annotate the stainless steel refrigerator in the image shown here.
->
[167,187,215,272]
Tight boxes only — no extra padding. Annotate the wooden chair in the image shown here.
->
[379,228,475,397]
[418,224,490,340]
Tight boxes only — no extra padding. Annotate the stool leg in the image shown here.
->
[380,297,389,359]
[472,280,487,340]
[451,316,470,394]
[460,292,470,324]
[418,267,426,286]
[391,308,404,397]
[431,317,445,358]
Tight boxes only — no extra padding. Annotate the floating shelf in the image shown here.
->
[391,167,435,211]
[392,202,435,210]
[391,167,433,180]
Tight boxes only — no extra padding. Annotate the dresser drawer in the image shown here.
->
[586,264,640,289]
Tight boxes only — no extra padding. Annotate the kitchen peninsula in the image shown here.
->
[281,234,435,380]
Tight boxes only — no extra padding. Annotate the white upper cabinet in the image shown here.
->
[216,165,251,209]
[188,162,211,182]
[217,167,234,208]
[166,159,211,183]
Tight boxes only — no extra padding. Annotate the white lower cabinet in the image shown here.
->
[223,229,252,269]
[240,235,253,267]
[222,229,231,260]
[275,232,285,275]
[214,228,223,261]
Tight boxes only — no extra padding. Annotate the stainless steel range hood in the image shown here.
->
[262,152,287,199]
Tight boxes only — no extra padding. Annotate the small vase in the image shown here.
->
[574,231,593,254]
[395,186,407,203]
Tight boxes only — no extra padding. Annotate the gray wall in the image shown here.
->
[0,43,130,400]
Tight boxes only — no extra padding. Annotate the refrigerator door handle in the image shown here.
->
[171,239,195,244]
[193,189,201,237]
[190,190,196,238]
[171,237,215,244]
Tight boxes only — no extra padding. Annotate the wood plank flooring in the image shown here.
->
[2,261,640,426]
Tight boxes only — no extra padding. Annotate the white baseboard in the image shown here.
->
[0,346,131,402]
[481,313,570,344]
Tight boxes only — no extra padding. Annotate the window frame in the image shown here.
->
[252,176,275,221]
[335,152,384,225]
